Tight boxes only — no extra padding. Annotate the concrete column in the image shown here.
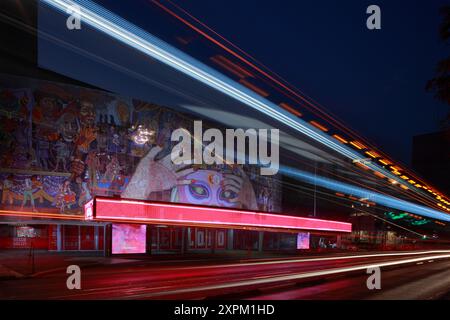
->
[181,227,186,255]
[277,233,281,250]
[94,226,99,251]
[258,231,264,252]
[103,225,107,257]
[156,227,160,252]
[104,224,112,257]
[78,225,81,251]
[56,225,62,251]
[227,229,234,250]
[211,229,216,254]
[147,226,152,255]
[187,227,191,250]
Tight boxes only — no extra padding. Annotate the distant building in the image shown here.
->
[412,129,450,195]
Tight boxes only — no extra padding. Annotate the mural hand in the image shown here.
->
[122,146,195,199]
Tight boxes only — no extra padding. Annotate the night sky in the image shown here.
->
[169,0,449,166]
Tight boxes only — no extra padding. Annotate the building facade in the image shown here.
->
[0,0,449,255]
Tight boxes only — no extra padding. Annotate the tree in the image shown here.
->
[426,6,450,129]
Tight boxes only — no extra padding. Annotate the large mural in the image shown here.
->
[0,75,281,215]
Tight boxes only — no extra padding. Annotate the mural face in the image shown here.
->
[0,75,281,215]
[175,169,261,210]
[178,170,236,208]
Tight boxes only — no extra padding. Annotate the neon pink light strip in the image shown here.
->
[89,198,352,233]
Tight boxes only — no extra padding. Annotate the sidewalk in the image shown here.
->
[0,250,111,278]
[0,249,341,278]
[0,264,22,280]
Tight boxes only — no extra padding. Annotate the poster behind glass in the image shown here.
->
[112,224,146,254]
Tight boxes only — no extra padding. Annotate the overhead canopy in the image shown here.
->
[84,197,352,234]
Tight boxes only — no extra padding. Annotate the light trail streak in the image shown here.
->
[155,0,449,205]
[41,0,360,163]
[41,0,448,216]
[121,252,450,299]
[152,0,383,148]
[152,0,450,208]
[0,210,84,221]
[170,250,450,271]
[280,166,450,222]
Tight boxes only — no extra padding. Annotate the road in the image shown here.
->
[1,250,450,300]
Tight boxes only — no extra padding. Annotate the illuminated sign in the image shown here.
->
[86,197,352,233]
[112,224,146,254]
[297,232,310,249]
[84,199,94,220]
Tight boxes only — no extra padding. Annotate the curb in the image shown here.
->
[30,262,102,278]
[0,265,24,280]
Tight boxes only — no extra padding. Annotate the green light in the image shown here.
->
[384,212,409,220]
[410,220,429,226]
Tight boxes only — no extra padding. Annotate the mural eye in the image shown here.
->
[188,183,209,199]
[219,189,238,202]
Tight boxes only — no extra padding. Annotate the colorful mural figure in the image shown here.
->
[1,175,14,206]
[53,180,76,213]
[53,138,71,172]
[0,75,281,215]
[20,177,35,211]
[122,146,258,210]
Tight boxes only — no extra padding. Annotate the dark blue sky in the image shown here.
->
[168,0,449,165]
